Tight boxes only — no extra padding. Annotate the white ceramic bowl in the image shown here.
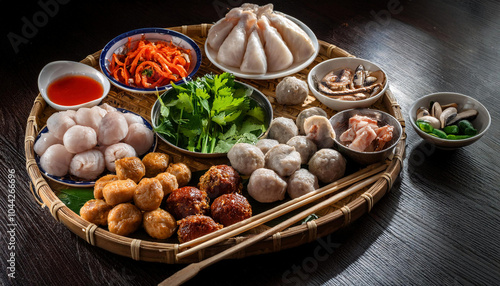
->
[308,57,388,111]
[38,61,110,111]
[99,27,202,94]
[409,92,491,149]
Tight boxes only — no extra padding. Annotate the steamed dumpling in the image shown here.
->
[63,125,97,154]
[104,143,137,172]
[40,144,74,177]
[75,107,103,132]
[98,111,128,146]
[217,10,257,67]
[122,123,154,155]
[122,113,144,126]
[240,28,267,74]
[69,149,105,180]
[257,15,293,72]
[46,111,76,140]
[34,131,62,156]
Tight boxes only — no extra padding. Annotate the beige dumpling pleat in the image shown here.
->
[257,15,293,72]
[240,28,267,74]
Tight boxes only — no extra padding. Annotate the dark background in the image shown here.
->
[1,0,499,285]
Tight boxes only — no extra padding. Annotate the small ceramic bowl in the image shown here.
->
[38,61,110,111]
[329,108,403,165]
[409,92,491,149]
[308,57,388,111]
[99,27,202,94]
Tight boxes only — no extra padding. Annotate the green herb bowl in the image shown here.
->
[151,80,273,158]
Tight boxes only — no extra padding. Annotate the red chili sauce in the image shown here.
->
[47,75,103,106]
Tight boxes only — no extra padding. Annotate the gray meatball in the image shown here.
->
[308,149,346,184]
[275,76,309,105]
[227,143,265,176]
[247,168,287,203]
[287,169,319,199]
[267,117,298,144]
[264,144,301,177]
[286,136,317,164]
[296,107,328,135]
[256,139,279,155]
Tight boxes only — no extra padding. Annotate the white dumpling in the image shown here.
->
[63,125,97,154]
[304,115,336,149]
[46,111,76,140]
[75,107,102,132]
[69,149,105,180]
[217,10,257,67]
[64,110,77,121]
[34,131,62,156]
[40,144,74,177]
[266,12,316,63]
[267,117,298,144]
[240,28,267,74]
[207,16,238,51]
[287,169,319,199]
[257,15,293,72]
[98,111,128,146]
[122,123,154,155]
[247,168,286,203]
[91,105,108,117]
[227,142,265,176]
[308,149,346,184]
[99,103,117,113]
[264,144,301,177]
[104,143,137,172]
[122,113,144,126]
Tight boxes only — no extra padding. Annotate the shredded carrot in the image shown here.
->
[107,37,191,88]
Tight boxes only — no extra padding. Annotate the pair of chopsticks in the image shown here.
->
[159,162,387,286]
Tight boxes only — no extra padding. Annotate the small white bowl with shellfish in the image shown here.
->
[307,57,388,111]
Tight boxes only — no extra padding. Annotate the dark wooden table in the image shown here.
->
[2,0,499,285]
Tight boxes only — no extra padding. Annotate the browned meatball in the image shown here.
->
[115,157,146,183]
[94,174,119,199]
[143,208,177,239]
[166,163,191,187]
[107,203,142,236]
[133,178,163,211]
[198,165,243,199]
[166,186,210,220]
[142,152,169,178]
[210,193,252,226]
[102,179,137,206]
[80,199,113,226]
[177,215,223,243]
[155,172,178,197]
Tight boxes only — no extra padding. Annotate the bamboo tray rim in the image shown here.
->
[24,23,406,264]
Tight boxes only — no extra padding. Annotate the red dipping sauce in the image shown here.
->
[47,75,103,106]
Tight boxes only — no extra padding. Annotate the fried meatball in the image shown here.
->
[166,163,191,187]
[107,203,142,236]
[177,215,223,243]
[102,179,137,206]
[211,193,252,226]
[142,152,169,178]
[115,157,146,183]
[287,169,319,199]
[94,174,119,199]
[227,143,265,176]
[308,149,346,184]
[264,144,301,177]
[275,76,309,105]
[80,199,113,226]
[143,208,177,239]
[255,138,279,155]
[267,117,298,144]
[134,178,163,211]
[166,186,210,220]
[296,107,328,135]
[198,165,243,199]
[247,168,287,203]
[155,172,178,197]
[286,136,317,164]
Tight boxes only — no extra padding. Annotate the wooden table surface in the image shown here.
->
[2,0,499,285]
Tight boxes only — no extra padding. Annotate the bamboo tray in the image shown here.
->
[24,24,406,264]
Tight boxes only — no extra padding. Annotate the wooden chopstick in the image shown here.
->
[176,162,387,260]
[159,174,382,286]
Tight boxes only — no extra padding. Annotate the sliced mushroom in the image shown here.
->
[431,102,442,119]
[441,103,458,109]
[353,65,365,88]
[439,107,457,128]
[416,107,430,119]
[447,109,478,126]
[418,115,441,129]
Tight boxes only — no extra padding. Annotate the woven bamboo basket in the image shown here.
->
[24,24,406,264]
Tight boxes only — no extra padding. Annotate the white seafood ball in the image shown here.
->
[98,111,128,146]
[287,169,319,199]
[46,111,76,139]
[286,136,317,164]
[69,149,105,180]
[91,105,108,117]
[104,143,137,172]
[40,144,74,177]
[296,107,327,135]
[247,168,287,203]
[264,144,301,177]
[122,123,154,155]
[267,117,298,144]
[275,76,309,105]
[255,138,279,155]
[308,149,346,184]
[99,103,117,113]
[75,107,103,132]
[122,113,144,126]
[63,125,97,154]
[227,143,265,176]
[64,110,77,121]
[34,131,62,156]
